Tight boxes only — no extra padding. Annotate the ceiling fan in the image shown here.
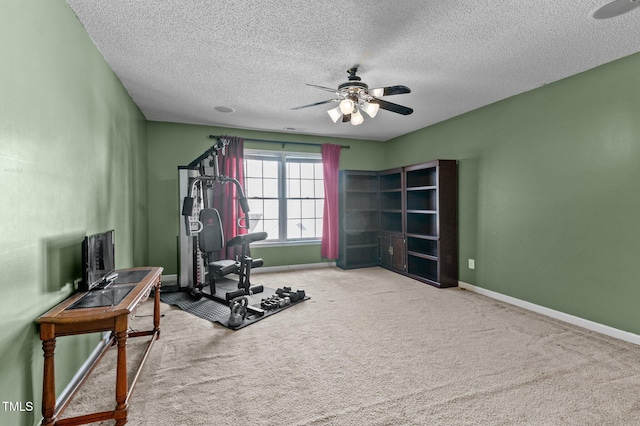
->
[290,67,413,126]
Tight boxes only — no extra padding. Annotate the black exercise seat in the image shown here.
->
[198,209,266,284]
[209,232,267,275]
[210,259,237,276]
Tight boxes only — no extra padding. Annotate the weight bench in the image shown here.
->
[192,208,267,304]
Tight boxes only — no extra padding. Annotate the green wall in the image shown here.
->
[147,53,640,337]
[146,122,385,273]
[385,52,640,334]
[3,1,640,423]
[0,1,148,425]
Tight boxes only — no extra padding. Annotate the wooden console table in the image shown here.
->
[37,266,163,426]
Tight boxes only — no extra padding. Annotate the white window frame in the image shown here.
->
[243,149,324,245]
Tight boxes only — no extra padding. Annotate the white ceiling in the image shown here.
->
[65,1,640,142]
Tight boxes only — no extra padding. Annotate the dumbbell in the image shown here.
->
[260,296,274,309]
[261,295,286,310]
[275,288,297,302]
[275,288,306,302]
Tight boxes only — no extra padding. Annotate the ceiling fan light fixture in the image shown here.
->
[351,109,364,126]
[362,101,380,118]
[292,67,412,125]
[327,106,342,123]
[339,99,354,115]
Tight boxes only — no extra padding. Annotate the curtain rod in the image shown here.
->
[209,135,350,149]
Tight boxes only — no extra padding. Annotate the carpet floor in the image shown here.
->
[61,267,640,425]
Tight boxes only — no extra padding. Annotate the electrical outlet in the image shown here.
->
[468,259,475,269]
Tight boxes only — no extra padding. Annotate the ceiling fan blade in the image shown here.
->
[369,85,411,97]
[306,84,339,93]
[593,0,640,19]
[290,99,338,110]
[370,98,413,115]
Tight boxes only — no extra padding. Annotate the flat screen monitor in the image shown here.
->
[79,230,115,292]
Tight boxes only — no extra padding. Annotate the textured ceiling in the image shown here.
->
[65,0,640,142]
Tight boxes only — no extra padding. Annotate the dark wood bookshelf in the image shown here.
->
[404,160,458,287]
[337,171,379,269]
[337,161,458,288]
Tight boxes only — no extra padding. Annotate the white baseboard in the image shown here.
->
[251,261,336,274]
[162,273,178,284]
[458,281,640,346]
[161,262,335,284]
[56,334,111,406]
[39,339,111,425]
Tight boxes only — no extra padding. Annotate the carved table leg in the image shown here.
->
[114,316,128,425]
[41,324,56,426]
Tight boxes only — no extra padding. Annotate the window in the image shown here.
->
[244,150,324,243]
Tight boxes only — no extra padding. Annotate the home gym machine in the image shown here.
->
[178,136,267,319]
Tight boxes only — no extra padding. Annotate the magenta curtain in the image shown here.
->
[212,136,246,259]
[321,144,341,259]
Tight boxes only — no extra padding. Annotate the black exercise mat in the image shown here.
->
[159,279,308,330]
